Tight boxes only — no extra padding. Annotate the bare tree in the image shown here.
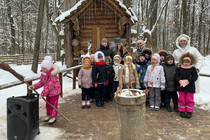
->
[32,0,45,73]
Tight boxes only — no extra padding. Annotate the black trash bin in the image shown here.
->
[7,94,40,140]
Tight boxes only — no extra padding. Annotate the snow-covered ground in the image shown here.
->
[0,57,210,139]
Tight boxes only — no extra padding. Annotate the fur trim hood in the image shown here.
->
[94,51,105,62]
[142,48,153,56]
[165,54,175,65]
[175,34,191,52]
[43,64,59,76]
[113,54,122,63]
[158,50,168,56]
[179,52,197,65]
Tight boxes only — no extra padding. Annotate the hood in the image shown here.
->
[100,44,110,50]
[179,52,197,65]
[81,55,90,64]
[42,64,59,76]
[165,54,175,66]
[175,34,191,52]
[94,51,105,62]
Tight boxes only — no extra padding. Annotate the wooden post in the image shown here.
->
[73,69,77,89]
[59,73,63,97]
[27,81,32,94]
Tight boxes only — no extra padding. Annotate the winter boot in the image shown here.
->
[180,112,186,118]
[96,102,100,107]
[48,117,56,125]
[154,106,160,111]
[150,105,155,110]
[100,101,104,107]
[165,103,172,112]
[86,100,91,108]
[81,101,86,109]
[44,115,51,122]
[185,112,192,119]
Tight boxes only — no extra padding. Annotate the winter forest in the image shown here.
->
[1,0,210,59]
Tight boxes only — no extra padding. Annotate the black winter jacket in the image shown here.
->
[92,62,107,84]
[164,63,177,92]
[175,67,198,93]
[97,44,115,60]
[105,64,115,84]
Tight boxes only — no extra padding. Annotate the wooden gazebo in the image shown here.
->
[55,0,137,66]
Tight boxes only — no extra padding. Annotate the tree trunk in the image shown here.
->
[21,2,25,57]
[163,2,168,50]
[64,21,73,68]
[6,0,16,54]
[182,0,188,34]
[207,28,210,55]
[149,0,158,51]
[32,0,45,73]
[198,0,204,52]
[190,0,196,45]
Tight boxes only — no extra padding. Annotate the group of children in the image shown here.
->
[29,46,198,125]
[77,47,198,119]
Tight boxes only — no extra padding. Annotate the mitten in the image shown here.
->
[94,82,98,87]
[161,85,165,91]
[28,85,35,90]
[106,80,109,85]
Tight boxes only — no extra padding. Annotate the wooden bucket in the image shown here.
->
[115,89,146,140]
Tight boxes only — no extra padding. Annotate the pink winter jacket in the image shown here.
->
[78,68,93,89]
[33,65,61,97]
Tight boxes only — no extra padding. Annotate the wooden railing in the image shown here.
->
[0,65,82,97]
[0,54,56,65]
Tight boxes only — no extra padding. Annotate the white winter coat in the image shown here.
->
[144,65,165,89]
[172,34,203,70]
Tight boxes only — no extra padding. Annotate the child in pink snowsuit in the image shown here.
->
[175,52,198,119]
[29,58,61,124]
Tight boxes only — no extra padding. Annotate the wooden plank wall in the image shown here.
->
[78,0,121,54]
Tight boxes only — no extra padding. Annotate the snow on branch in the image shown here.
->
[151,0,170,33]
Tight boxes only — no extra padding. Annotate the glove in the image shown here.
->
[28,85,35,90]
[106,80,109,85]
[94,82,98,87]
[161,85,165,91]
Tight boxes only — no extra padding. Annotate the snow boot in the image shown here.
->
[150,105,155,110]
[165,103,172,112]
[44,115,51,122]
[100,101,104,107]
[86,100,91,108]
[185,112,192,119]
[154,106,160,111]
[81,101,86,109]
[180,112,186,118]
[48,117,56,125]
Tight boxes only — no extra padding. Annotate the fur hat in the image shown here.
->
[151,53,160,63]
[44,56,53,62]
[114,37,121,43]
[113,54,121,62]
[101,38,108,43]
[158,50,168,57]
[41,60,52,70]
[179,52,197,65]
[142,48,153,56]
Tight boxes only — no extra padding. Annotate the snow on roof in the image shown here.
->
[55,0,137,24]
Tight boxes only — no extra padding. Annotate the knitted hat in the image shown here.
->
[114,38,121,43]
[98,53,103,58]
[83,57,90,64]
[44,56,53,62]
[138,52,145,57]
[151,53,160,63]
[101,38,108,43]
[41,60,52,70]
[125,55,133,61]
[179,36,188,42]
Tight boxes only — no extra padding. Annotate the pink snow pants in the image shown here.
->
[178,91,194,113]
[46,95,59,117]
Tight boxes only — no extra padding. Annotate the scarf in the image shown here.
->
[82,64,91,69]
[95,61,105,65]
